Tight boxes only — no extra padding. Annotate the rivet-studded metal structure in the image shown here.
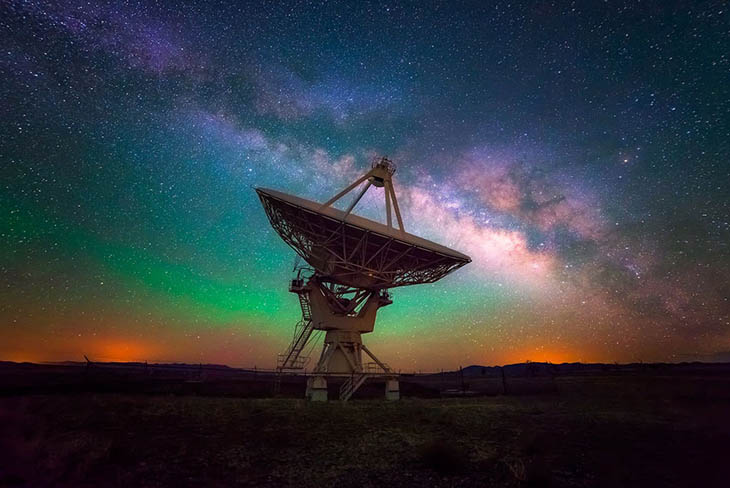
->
[256,157,470,401]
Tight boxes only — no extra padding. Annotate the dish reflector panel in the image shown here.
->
[256,187,470,289]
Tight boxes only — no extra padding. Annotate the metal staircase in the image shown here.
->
[339,373,369,402]
[297,292,312,321]
[277,276,315,371]
[277,318,314,369]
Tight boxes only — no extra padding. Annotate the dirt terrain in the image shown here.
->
[1,372,729,487]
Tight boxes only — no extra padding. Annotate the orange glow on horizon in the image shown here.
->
[0,334,163,364]
[497,345,593,365]
[95,340,161,363]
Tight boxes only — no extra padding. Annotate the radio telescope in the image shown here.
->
[256,157,470,401]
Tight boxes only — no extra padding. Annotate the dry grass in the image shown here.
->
[1,375,729,487]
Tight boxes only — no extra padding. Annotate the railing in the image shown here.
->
[366,362,391,374]
[372,156,396,175]
[277,353,309,369]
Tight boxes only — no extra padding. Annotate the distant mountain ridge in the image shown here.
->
[449,362,730,377]
[2,360,729,377]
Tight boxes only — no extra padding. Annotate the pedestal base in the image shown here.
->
[317,330,364,374]
[385,379,400,401]
[306,376,328,402]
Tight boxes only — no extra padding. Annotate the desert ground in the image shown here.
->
[1,364,729,487]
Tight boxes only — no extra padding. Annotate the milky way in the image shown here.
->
[2,0,728,368]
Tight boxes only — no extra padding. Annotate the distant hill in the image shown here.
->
[2,360,730,377]
[437,361,730,377]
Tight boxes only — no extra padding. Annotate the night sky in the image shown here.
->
[2,0,728,368]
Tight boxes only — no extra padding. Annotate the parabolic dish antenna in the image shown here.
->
[256,157,471,401]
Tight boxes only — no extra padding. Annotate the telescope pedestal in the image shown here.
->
[279,274,398,401]
[308,329,398,402]
[315,330,365,374]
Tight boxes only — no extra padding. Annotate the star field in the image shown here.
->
[1,0,729,368]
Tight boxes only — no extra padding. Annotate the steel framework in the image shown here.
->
[256,162,469,290]
[257,157,471,401]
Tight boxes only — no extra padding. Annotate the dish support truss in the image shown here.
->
[322,156,405,232]
[277,269,399,402]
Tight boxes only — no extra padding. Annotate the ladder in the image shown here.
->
[339,373,369,402]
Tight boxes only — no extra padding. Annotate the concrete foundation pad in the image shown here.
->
[306,376,328,402]
[385,379,400,401]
